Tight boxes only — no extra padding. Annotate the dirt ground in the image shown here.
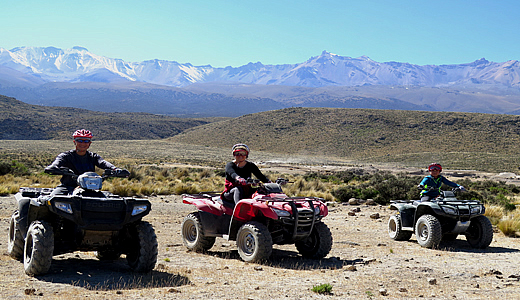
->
[1,192,520,300]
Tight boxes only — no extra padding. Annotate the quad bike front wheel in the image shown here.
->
[125,221,158,272]
[181,212,216,252]
[388,214,413,241]
[295,222,333,259]
[465,215,493,249]
[24,221,54,276]
[7,211,24,260]
[236,221,273,262]
[415,214,442,249]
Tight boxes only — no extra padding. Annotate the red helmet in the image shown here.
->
[428,163,442,172]
[232,143,249,155]
[73,129,93,139]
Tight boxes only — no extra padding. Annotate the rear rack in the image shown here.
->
[19,187,53,197]
[260,196,325,202]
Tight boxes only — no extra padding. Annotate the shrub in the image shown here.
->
[174,183,200,195]
[311,283,332,294]
[0,160,29,176]
[0,161,11,175]
[497,219,520,237]
[485,205,504,225]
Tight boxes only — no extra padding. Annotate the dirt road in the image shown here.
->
[1,194,520,300]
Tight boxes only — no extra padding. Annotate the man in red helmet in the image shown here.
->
[44,129,121,196]
[418,163,464,201]
[16,129,123,235]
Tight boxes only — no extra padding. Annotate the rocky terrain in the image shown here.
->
[1,193,520,300]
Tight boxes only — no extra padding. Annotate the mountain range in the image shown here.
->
[1,46,520,116]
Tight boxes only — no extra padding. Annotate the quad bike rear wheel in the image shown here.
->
[181,212,216,252]
[236,221,273,262]
[465,215,493,249]
[415,214,442,249]
[7,211,24,260]
[295,222,333,259]
[125,221,158,272]
[388,214,413,241]
[24,221,54,276]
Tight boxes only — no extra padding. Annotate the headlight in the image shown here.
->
[314,206,321,215]
[443,206,457,215]
[132,204,148,216]
[55,202,73,214]
[271,208,291,217]
[470,205,482,214]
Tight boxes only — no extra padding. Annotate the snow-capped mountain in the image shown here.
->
[1,46,519,88]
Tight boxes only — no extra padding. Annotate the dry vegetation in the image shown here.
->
[1,139,520,299]
[1,139,519,235]
[1,194,520,300]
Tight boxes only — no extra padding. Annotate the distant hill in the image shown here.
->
[170,107,520,171]
[0,95,212,139]
[4,96,520,172]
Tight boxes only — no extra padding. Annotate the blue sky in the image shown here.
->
[2,0,518,67]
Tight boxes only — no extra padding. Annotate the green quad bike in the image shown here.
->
[388,186,493,249]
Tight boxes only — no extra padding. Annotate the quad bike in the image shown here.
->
[388,186,493,249]
[7,167,158,276]
[181,178,333,262]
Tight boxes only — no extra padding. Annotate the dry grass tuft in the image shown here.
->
[497,219,520,237]
[485,205,505,225]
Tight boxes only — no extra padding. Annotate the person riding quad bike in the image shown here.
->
[16,129,126,237]
[418,163,465,201]
[8,129,157,275]
[221,143,270,205]
[388,163,492,249]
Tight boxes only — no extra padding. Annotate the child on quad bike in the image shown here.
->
[221,143,270,205]
[418,163,465,201]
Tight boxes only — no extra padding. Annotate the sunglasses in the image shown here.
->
[233,153,247,157]
[75,139,91,143]
[429,167,440,171]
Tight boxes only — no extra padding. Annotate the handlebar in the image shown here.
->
[44,166,130,179]
[417,185,467,192]
[103,168,130,178]
[242,178,291,186]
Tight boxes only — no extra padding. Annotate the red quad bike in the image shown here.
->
[181,178,333,262]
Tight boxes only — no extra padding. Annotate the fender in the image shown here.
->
[311,200,328,217]
[232,199,278,222]
[183,196,226,216]
[390,202,416,228]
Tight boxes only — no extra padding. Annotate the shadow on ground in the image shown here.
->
[439,239,520,253]
[205,248,363,270]
[33,256,190,290]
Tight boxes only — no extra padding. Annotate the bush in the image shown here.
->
[0,160,29,176]
[332,172,420,204]
[0,161,11,175]
[498,219,520,237]
[311,283,333,294]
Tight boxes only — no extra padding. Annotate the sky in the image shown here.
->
[2,0,519,67]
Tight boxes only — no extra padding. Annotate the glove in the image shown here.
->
[459,185,466,191]
[237,177,247,185]
[417,184,424,189]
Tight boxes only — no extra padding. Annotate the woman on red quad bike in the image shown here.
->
[221,144,270,205]
[418,163,464,201]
